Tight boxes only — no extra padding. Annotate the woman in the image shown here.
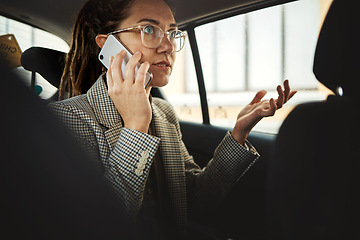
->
[52,0,296,239]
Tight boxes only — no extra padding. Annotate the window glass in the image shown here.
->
[162,36,202,123]
[247,6,282,90]
[0,16,69,99]
[163,0,333,133]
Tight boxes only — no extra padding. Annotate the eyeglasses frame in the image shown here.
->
[107,24,187,52]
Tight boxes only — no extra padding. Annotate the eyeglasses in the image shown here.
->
[108,24,187,52]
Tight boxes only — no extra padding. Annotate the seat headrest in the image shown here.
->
[21,47,66,88]
[313,0,359,100]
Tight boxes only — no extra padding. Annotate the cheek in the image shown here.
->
[119,33,145,55]
[139,49,155,64]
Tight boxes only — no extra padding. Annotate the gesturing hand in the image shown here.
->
[231,80,297,145]
[106,50,152,133]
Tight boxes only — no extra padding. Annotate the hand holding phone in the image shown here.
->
[98,34,153,88]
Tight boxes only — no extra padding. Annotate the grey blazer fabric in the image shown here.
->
[49,76,260,237]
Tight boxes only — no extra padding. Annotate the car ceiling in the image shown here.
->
[0,0,293,43]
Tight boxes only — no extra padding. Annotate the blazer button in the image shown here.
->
[135,168,143,176]
[137,163,145,171]
[141,151,150,159]
[139,157,148,165]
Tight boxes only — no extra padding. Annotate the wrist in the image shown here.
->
[124,120,150,134]
[124,124,149,134]
[230,130,247,145]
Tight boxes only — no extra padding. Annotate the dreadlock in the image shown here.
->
[59,0,135,99]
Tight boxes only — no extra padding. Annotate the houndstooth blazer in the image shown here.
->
[49,76,259,238]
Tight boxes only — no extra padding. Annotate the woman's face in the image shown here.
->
[117,0,177,88]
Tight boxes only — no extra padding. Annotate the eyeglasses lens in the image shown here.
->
[142,25,185,52]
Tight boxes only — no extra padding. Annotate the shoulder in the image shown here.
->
[49,94,88,111]
[48,95,97,128]
[48,95,99,147]
[49,95,92,116]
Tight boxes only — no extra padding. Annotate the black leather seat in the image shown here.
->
[267,0,360,239]
[20,46,165,100]
[0,62,135,239]
[21,46,66,100]
[21,46,66,88]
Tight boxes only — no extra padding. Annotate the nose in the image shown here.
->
[157,34,174,55]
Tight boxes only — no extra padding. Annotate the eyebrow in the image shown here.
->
[137,18,178,28]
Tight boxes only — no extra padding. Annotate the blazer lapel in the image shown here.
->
[87,76,123,163]
[152,103,188,232]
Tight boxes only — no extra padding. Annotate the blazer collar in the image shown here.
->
[86,75,180,155]
[87,75,173,129]
[87,75,122,129]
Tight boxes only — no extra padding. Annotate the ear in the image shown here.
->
[95,34,108,48]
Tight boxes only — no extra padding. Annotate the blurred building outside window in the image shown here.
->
[163,0,333,134]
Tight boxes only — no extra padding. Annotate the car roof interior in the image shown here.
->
[1,0,295,42]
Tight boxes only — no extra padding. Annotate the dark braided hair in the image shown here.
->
[59,0,175,100]
[59,0,135,99]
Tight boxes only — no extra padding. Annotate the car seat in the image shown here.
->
[20,46,165,100]
[21,46,66,99]
[267,0,360,239]
[0,62,136,239]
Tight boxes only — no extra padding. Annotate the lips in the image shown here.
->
[153,61,171,68]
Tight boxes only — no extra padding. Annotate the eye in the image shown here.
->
[169,30,176,39]
[143,25,155,34]
[170,30,182,39]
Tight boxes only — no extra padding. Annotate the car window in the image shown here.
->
[162,36,202,123]
[162,0,333,133]
[0,16,69,99]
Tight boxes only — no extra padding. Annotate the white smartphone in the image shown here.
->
[98,34,153,88]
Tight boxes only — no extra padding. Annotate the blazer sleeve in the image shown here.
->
[154,98,260,210]
[184,131,259,210]
[103,126,160,219]
[49,99,161,221]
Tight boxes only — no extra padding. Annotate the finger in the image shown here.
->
[111,50,127,87]
[106,56,115,89]
[250,90,267,104]
[124,51,142,84]
[135,61,150,88]
[267,98,277,117]
[270,98,277,115]
[283,79,291,102]
[288,90,297,100]
[276,85,284,109]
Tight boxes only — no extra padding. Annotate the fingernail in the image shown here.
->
[109,56,114,62]
[134,51,141,56]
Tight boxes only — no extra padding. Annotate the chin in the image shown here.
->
[149,74,170,88]
[149,79,169,88]
[148,66,172,87]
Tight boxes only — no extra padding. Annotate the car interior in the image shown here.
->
[1,0,358,239]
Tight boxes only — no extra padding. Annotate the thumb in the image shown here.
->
[250,90,267,104]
